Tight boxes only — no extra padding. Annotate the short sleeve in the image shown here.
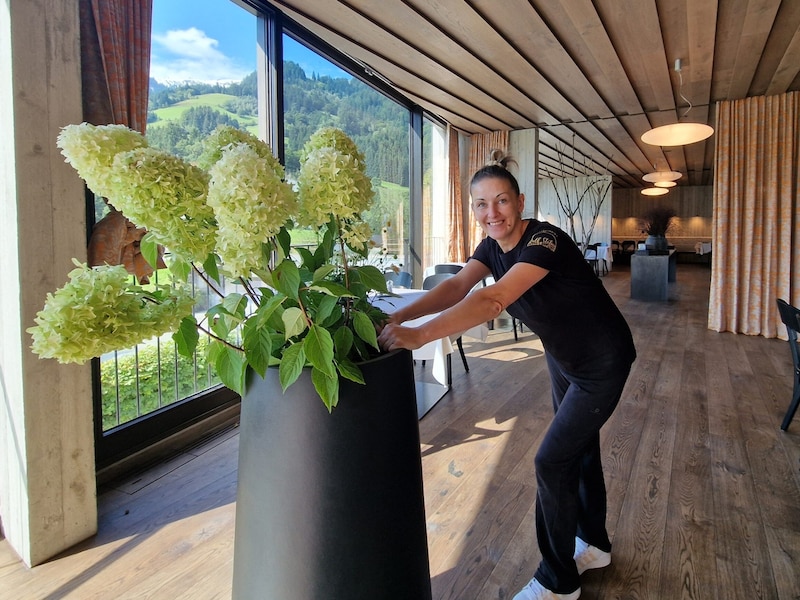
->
[517,226,563,271]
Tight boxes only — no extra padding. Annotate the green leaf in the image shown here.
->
[279,342,306,392]
[276,227,292,258]
[333,325,354,358]
[313,294,339,325]
[304,324,335,377]
[312,264,336,282]
[309,280,355,298]
[222,293,248,320]
[214,346,247,395]
[273,259,301,300]
[242,318,272,377]
[336,358,364,385]
[281,306,306,339]
[311,366,339,412]
[354,265,387,293]
[353,309,380,350]
[173,316,200,356]
[203,253,221,285]
[168,254,191,282]
[295,246,315,270]
[140,233,160,271]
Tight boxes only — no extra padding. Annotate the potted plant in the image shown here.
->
[28,123,431,599]
[640,204,676,253]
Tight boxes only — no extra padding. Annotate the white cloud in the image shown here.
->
[150,27,250,84]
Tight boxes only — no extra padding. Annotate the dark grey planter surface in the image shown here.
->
[232,348,431,600]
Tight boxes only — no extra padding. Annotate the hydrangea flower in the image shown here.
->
[108,147,217,262]
[207,143,298,278]
[36,123,389,410]
[57,123,148,199]
[29,262,194,364]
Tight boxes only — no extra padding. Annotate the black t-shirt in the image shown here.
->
[471,219,636,373]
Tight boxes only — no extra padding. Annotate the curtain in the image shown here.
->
[708,91,800,338]
[447,125,466,262]
[80,0,155,281]
[80,0,153,133]
[467,131,509,252]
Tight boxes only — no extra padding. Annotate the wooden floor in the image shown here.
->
[2,264,799,599]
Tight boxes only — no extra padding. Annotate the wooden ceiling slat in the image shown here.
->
[260,0,798,188]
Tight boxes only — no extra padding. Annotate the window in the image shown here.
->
[94,0,439,468]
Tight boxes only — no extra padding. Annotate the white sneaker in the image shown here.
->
[573,537,611,575]
[512,577,580,600]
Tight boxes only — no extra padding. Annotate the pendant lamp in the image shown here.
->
[642,170,681,183]
[641,59,713,147]
[641,187,669,196]
[654,181,677,188]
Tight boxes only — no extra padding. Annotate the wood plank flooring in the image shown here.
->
[2,264,799,599]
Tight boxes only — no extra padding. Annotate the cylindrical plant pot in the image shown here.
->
[645,234,668,252]
[231,349,432,600]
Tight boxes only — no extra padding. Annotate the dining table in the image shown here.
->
[371,288,488,418]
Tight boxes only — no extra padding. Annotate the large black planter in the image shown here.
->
[232,349,432,600]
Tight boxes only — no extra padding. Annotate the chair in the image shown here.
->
[585,243,601,276]
[776,299,800,431]
[384,270,412,288]
[422,273,469,378]
[433,263,463,275]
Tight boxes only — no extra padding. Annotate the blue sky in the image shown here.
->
[150,0,349,84]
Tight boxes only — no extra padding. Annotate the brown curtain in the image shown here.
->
[80,0,155,281]
[467,131,509,252]
[446,125,467,262]
[80,0,153,133]
[708,91,800,338]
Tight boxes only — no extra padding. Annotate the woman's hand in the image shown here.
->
[378,322,425,352]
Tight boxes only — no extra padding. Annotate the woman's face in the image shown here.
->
[471,176,526,251]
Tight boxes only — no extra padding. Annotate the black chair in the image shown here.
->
[776,298,800,431]
[384,270,412,288]
[584,243,599,276]
[422,273,469,379]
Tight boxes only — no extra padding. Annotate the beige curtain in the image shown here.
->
[80,0,153,133]
[447,125,467,262]
[708,91,800,338]
[467,131,509,252]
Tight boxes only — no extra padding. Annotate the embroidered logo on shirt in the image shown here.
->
[528,230,558,252]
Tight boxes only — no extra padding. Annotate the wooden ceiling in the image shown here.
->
[259,0,800,188]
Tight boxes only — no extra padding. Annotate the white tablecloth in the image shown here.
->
[584,245,613,264]
[695,241,712,255]
[372,289,488,386]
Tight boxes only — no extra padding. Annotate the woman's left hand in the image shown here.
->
[378,323,425,352]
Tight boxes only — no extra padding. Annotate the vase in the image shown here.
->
[231,348,432,600]
[645,234,668,253]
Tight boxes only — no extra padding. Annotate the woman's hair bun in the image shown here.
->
[486,149,513,169]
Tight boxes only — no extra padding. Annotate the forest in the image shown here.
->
[146,61,410,186]
[146,60,413,242]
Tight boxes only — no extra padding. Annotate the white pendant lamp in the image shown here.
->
[654,180,677,188]
[641,122,714,146]
[641,59,713,147]
[642,170,681,183]
[641,187,669,196]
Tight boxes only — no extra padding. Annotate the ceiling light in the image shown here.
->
[641,58,714,147]
[654,180,677,188]
[641,122,714,146]
[643,170,681,183]
[641,187,669,196]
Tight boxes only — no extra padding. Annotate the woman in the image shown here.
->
[377,152,636,600]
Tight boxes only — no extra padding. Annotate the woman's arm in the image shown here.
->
[388,260,490,323]
[378,261,548,351]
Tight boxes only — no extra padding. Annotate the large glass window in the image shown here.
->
[281,34,410,275]
[95,0,439,466]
